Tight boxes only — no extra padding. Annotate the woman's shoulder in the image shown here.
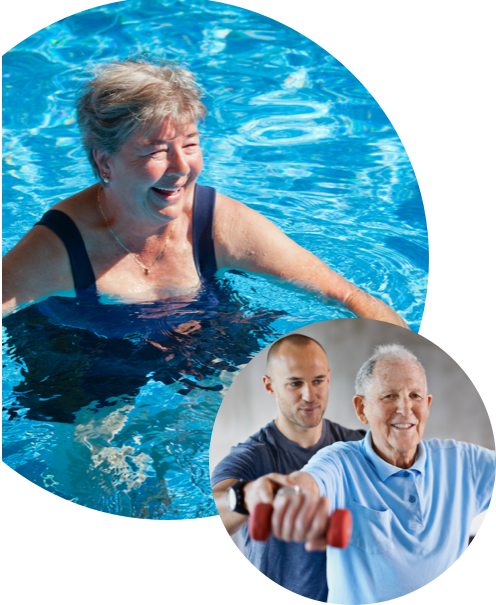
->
[2,186,99,314]
[214,190,250,215]
[214,190,278,235]
[50,184,100,228]
[2,220,74,314]
[213,188,305,268]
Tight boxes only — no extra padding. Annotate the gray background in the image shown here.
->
[209,319,495,546]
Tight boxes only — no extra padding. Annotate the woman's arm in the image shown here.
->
[2,226,74,316]
[214,195,409,328]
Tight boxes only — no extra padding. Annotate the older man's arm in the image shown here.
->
[287,471,321,494]
[214,195,409,329]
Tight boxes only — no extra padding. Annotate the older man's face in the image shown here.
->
[355,359,432,468]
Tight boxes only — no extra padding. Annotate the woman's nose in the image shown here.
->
[167,147,189,175]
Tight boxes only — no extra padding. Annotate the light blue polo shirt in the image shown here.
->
[302,431,495,604]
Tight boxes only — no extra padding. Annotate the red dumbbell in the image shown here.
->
[249,502,352,548]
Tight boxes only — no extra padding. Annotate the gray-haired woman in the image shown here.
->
[2,59,407,327]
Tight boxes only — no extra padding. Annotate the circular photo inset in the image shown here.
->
[210,318,495,603]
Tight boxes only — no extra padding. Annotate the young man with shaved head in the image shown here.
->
[211,334,365,602]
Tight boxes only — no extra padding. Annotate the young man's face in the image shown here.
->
[264,341,331,431]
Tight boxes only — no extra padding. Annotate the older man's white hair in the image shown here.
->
[355,343,427,397]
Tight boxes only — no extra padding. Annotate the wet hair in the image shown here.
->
[355,343,427,397]
[266,334,327,375]
[76,59,207,180]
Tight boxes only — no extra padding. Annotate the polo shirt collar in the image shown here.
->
[363,430,427,481]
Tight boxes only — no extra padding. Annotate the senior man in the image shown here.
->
[211,334,365,602]
[247,343,495,604]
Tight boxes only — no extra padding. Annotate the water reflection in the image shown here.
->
[2,277,284,518]
[5,278,284,416]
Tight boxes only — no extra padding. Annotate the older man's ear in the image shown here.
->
[353,395,369,425]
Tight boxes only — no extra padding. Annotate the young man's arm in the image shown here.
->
[212,473,300,535]
[212,478,249,536]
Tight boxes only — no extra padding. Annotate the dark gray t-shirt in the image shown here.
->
[211,420,366,602]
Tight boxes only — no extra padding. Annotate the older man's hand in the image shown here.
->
[271,490,330,551]
[243,473,297,514]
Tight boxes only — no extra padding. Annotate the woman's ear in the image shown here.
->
[93,149,111,182]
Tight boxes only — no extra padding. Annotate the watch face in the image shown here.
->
[226,486,237,512]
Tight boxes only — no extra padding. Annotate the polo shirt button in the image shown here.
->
[409,495,416,503]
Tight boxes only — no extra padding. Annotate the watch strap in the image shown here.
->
[227,479,250,515]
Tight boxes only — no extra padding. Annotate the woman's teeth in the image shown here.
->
[151,186,183,200]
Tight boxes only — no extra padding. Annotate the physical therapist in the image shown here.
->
[245,343,496,604]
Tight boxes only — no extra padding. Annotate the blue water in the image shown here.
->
[2,0,428,519]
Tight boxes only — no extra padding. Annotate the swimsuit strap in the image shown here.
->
[192,184,218,277]
[35,185,217,302]
[35,209,98,301]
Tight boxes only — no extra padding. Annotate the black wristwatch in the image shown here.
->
[226,479,250,515]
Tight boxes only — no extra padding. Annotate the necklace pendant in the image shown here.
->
[145,268,151,275]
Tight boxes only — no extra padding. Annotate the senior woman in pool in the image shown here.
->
[2,59,406,325]
[244,344,495,604]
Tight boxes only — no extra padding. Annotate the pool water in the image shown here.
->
[2,0,428,519]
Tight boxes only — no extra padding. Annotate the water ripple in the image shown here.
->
[2,0,427,518]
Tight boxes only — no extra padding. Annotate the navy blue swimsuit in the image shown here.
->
[35,183,217,302]
[3,184,289,423]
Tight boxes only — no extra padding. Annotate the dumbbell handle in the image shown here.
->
[249,503,352,548]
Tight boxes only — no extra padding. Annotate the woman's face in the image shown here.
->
[101,119,203,222]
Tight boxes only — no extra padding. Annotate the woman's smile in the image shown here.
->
[150,185,185,204]
[101,120,203,221]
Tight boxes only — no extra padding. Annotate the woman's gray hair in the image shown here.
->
[76,59,207,180]
[355,343,426,397]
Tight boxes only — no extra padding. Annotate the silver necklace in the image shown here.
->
[97,185,176,275]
